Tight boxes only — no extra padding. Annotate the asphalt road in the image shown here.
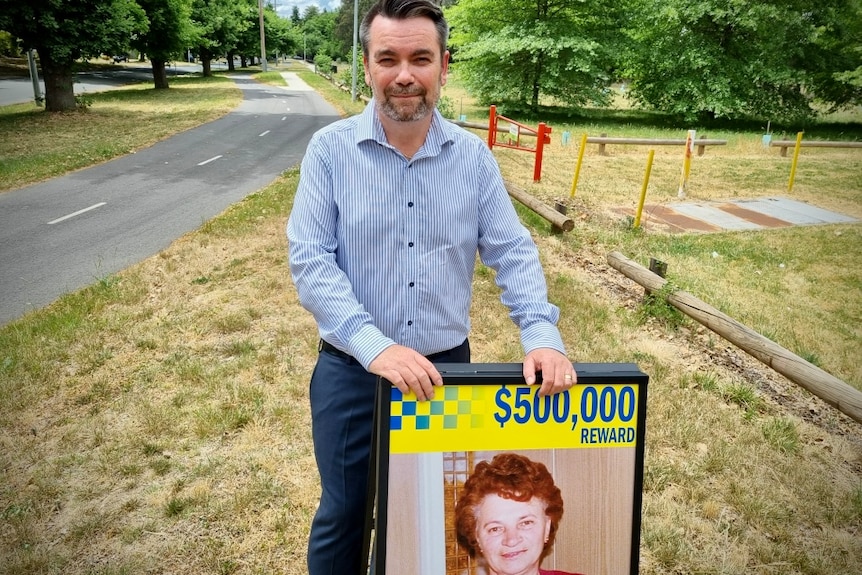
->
[0,72,340,325]
[0,63,207,106]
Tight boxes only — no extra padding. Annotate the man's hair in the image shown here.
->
[359,0,449,58]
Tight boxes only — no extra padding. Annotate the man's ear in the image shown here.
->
[363,55,372,86]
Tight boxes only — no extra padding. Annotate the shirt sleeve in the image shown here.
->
[286,134,395,368]
[474,144,566,355]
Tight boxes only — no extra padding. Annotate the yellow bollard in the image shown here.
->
[634,149,655,228]
[569,133,588,198]
[788,131,804,192]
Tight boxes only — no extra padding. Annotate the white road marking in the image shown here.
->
[48,202,107,225]
[259,130,271,137]
[197,155,222,166]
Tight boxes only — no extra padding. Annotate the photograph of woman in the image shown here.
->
[454,453,584,575]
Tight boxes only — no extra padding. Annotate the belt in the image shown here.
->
[318,339,354,362]
[318,339,468,364]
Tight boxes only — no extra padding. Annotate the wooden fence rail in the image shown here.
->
[607,251,862,424]
[770,139,862,157]
[587,134,727,156]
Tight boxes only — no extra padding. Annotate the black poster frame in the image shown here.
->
[364,362,649,575]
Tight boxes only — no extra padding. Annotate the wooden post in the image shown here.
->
[607,251,862,424]
[697,135,708,157]
[504,181,574,232]
[598,133,608,156]
[644,257,667,296]
[552,200,568,235]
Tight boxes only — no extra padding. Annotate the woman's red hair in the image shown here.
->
[454,452,564,559]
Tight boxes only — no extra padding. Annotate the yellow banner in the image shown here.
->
[389,383,640,454]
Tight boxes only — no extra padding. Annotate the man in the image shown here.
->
[287,1,576,573]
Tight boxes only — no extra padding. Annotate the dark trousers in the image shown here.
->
[307,339,470,575]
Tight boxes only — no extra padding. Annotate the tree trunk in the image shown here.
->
[227,52,236,72]
[531,57,543,114]
[200,47,212,77]
[240,55,248,68]
[151,59,169,89]
[38,49,76,112]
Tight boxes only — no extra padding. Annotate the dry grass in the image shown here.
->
[0,75,242,191]
[1,67,861,575]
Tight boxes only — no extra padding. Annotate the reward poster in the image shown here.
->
[366,363,648,575]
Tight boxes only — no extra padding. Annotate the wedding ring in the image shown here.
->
[564,374,572,380]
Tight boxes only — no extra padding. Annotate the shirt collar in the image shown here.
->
[356,99,455,157]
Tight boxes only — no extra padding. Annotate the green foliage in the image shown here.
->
[74,93,94,110]
[0,31,17,56]
[0,0,147,110]
[134,0,193,64]
[446,0,624,113]
[622,0,862,121]
[338,47,371,99]
[0,0,147,64]
[436,94,456,119]
[190,0,252,62]
[313,53,333,75]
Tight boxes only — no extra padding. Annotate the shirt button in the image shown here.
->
[408,242,414,247]
[407,202,414,207]
[407,320,413,326]
[409,282,414,287]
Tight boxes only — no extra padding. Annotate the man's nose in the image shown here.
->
[395,62,414,84]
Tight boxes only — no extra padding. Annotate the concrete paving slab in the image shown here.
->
[632,196,858,233]
[716,203,794,229]
[734,197,859,225]
[670,202,764,231]
[641,205,721,232]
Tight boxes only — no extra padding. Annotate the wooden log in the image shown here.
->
[504,181,574,232]
[770,139,862,157]
[607,251,862,424]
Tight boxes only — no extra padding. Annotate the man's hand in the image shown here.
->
[368,344,443,401]
[523,348,576,396]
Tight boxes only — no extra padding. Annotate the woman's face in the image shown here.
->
[474,494,551,575]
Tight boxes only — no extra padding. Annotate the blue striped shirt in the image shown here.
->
[287,101,564,369]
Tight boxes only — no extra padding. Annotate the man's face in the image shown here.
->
[363,15,449,123]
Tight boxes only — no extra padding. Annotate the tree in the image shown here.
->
[0,0,147,112]
[190,0,252,76]
[445,0,624,114]
[803,1,862,112]
[134,0,193,89]
[301,9,339,62]
[334,0,375,57]
[235,2,298,65]
[623,0,862,121]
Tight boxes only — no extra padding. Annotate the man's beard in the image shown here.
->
[377,86,437,122]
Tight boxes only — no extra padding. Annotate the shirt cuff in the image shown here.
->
[519,321,566,355]
[349,325,396,370]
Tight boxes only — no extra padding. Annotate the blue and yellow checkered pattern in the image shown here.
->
[390,385,487,431]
